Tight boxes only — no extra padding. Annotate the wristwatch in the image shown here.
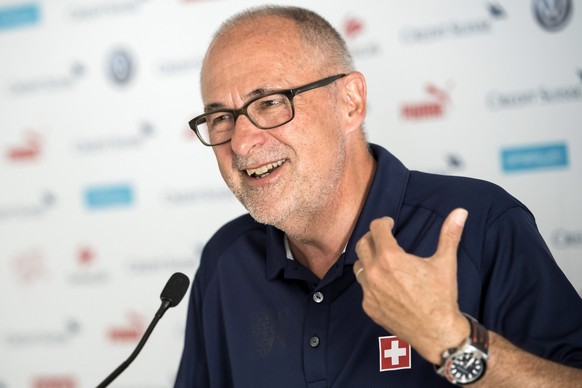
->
[435,314,489,385]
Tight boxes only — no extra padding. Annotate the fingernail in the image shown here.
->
[453,208,468,227]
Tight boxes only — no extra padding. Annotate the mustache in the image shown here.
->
[231,148,289,170]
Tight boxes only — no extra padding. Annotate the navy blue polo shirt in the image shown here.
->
[175,144,582,387]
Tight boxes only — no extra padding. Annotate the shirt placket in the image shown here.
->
[303,287,330,388]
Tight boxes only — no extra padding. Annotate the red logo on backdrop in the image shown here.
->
[108,312,145,342]
[77,246,95,266]
[378,336,412,371]
[401,83,452,120]
[343,17,364,38]
[12,250,48,283]
[33,376,76,388]
[6,130,42,161]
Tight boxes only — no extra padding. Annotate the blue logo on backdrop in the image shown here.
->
[533,0,572,31]
[501,143,568,172]
[0,4,39,31]
[85,184,134,209]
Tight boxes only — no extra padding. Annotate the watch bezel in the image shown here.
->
[442,339,488,385]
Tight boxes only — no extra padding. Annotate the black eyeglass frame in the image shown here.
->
[189,73,347,146]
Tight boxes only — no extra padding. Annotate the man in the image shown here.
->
[175,5,582,387]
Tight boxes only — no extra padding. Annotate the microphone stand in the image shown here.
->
[96,300,171,388]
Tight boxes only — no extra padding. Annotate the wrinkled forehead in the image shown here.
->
[201,16,321,89]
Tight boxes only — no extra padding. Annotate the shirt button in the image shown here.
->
[310,336,320,348]
[312,292,324,303]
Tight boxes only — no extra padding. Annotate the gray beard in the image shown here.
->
[230,134,347,237]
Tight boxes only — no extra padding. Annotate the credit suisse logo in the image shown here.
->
[501,143,568,173]
[399,3,505,45]
[75,121,154,153]
[0,191,56,222]
[69,0,146,21]
[157,55,203,76]
[163,186,236,205]
[426,153,466,175]
[84,183,134,210]
[126,242,202,275]
[343,16,364,38]
[0,4,40,31]
[8,63,85,95]
[341,15,380,58]
[67,245,110,285]
[486,71,582,111]
[5,319,81,348]
[400,83,453,120]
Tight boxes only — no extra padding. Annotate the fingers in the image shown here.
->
[355,217,397,286]
[353,261,365,284]
[435,208,468,260]
[355,209,467,276]
[355,217,396,265]
[355,231,374,265]
[368,217,396,253]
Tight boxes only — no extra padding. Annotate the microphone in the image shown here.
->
[96,272,190,388]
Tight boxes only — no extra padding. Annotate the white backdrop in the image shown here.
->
[0,0,580,387]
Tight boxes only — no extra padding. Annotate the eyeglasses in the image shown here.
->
[189,73,347,146]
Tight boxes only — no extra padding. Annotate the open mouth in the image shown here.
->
[245,159,286,179]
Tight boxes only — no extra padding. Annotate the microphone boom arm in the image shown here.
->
[95,272,189,387]
[96,300,171,388]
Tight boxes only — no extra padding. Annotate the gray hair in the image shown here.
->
[210,5,355,72]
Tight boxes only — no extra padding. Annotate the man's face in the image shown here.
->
[200,18,348,230]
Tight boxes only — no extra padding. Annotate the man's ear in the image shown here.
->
[342,71,367,134]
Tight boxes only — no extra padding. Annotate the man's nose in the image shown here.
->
[229,114,266,156]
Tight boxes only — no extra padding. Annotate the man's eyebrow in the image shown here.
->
[204,102,226,113]
[247,87,271,99]
[203,87,278,113]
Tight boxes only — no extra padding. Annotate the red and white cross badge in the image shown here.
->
[378,336,411,371]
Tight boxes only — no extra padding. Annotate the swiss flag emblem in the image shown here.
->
[378,336,411,371]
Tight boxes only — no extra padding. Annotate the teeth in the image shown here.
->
[246,159,285,177]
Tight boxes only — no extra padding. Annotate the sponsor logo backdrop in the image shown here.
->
[0,0,580,386]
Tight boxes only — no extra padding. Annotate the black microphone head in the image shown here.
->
[160,272,190,307]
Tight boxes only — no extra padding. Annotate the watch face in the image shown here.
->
[445,352,486,384]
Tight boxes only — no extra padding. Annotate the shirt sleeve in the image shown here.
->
[480,206,582,367]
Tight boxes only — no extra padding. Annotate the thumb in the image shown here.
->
[435,208,468,260]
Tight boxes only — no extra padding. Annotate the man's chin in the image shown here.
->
[233,187,292,227]
[244,203,291,229]
[247,207,281,226]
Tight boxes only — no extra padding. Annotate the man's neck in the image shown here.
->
[284,145,376,279]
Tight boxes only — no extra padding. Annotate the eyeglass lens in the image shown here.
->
[196,93,293,145]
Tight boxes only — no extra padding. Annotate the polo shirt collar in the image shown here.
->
[265,143,410,280]
[343,143,410,265]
